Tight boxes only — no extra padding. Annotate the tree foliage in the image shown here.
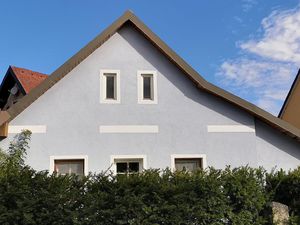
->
[266,168,300,224]
[0,130,32,177]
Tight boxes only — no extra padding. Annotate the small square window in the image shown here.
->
[54,159,84,176]
[111,155,146,175]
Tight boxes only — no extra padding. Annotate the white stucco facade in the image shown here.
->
[0,24,299,173]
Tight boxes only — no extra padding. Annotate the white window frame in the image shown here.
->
[100,70,120,104]
[110,155,147,175]
[171,154,207,171]
[49,155,88,176]
[137,70,158,104]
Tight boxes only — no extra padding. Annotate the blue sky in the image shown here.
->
[0,0,299,115]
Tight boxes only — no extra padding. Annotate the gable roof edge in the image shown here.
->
[0,66,27,95]
[6,10,133,120]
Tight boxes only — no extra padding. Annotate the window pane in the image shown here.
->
[129,162,139,172]
[55,163,69,175]
[69,162,84,175]
[175,159,202,172]
[143,75,152,99]
[54,160,84,175]
[106,75,115,99]
[116,162,127,173]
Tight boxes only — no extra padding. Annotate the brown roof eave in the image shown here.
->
[203,82,300,140]
[128,14,208,88]
[6,11,132,121]
[0,111,10,125]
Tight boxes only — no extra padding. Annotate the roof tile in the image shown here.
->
[11,66,47,94]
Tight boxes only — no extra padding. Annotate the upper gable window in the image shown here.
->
[137,70,157,104]
[143,75,153,100]
[100,70,120,104]
[105,74,116,99]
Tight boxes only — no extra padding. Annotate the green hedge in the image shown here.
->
[0,167,271,225]
[0,131,299,224]
[266,167,300,224]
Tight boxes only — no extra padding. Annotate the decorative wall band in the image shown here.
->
[207,125,255,133]
[8,125,47,134]
[99,125,159,133]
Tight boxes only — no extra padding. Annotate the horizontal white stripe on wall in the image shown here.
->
[207,125,255,133]
[99,125,159,133]
[8,125,47,134]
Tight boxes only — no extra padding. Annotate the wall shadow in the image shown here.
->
[119,23,300,161]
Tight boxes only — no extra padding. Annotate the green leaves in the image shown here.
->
[0,129,32,177]
[0,168,274,225]
[266,167,300,224]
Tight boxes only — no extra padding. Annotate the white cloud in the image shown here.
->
[242,0,257,12]
[217,6,300,115]
[240,8,300,63]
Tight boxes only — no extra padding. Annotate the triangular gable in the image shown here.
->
[0,66,47,110]
[278,69,300,128]
[279,69,300,118]
[0,10,300,140]
[0,66,27,97]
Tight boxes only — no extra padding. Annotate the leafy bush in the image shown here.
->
[0,131,299,224]
[266,167,300,224]
[0,130,31,177]
[0,168,272,225]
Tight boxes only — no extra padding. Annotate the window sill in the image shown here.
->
[100,99,121,104]
[138,99,157,104]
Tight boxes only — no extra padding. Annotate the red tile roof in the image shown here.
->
[11,66,47,94]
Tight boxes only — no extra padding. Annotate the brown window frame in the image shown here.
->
[174,158,203,171]
[54,159,85,176]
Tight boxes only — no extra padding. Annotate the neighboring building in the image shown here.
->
[0,11,299,175]
[0,66,47,110]
[279,69,300,129]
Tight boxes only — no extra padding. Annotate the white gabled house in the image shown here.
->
[0,11,299,176]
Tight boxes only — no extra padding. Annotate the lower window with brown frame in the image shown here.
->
[175,158,203,172]
[54,159,84,176]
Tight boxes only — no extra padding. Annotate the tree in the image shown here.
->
[0,130,32,176]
